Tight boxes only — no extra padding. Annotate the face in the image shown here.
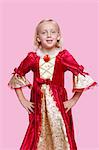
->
[37,22,61,50]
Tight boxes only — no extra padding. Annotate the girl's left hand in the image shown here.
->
[63,98,78,113]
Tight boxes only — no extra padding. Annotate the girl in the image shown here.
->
[8,19,97,150]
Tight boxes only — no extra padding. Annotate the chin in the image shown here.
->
[46,47,55,50]
[44,44,56,50]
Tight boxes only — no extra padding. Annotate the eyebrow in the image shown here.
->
[40,28,57,32]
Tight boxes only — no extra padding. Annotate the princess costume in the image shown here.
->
[8,48,97,150]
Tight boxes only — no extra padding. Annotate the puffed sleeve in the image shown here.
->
[61,49,98,92]
[8,51,36,90]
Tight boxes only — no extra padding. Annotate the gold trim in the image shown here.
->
[37,84,70,150]
[8,74,32,89]
[73,73,95,89]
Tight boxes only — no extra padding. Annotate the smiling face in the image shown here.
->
[36,21,61,51]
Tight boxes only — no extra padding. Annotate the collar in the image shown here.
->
[36,48,62,58]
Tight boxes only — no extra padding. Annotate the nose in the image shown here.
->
[47,31,51,37]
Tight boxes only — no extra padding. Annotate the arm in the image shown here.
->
[71,90,83,102]
[62,50,97,113]
[63,90,83,113]
[15,88,26,104]
[15,88,34,114]
[63,73,97,113]
[8,52,36,114]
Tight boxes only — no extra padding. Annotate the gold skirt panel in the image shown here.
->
[37,84,70,150]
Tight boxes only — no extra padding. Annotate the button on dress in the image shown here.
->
[8,48,97,150]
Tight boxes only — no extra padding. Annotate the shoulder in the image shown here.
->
[27,50,37,58]
[22,51,37,63]
[58,49,73,58]
[58,48,78,64]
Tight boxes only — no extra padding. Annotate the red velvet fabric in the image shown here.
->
[12,49,96,150]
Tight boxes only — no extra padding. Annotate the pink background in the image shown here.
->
[0,0,99,149]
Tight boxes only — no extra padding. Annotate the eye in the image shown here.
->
[41,31,46,34]
[51,31,56,33]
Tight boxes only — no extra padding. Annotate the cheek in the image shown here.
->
[39,36,46,42]
[52,34,58,39]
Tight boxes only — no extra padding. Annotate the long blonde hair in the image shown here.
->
[34,19,62,50]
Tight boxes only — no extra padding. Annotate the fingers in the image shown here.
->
[63,101,70,109]
[28,105,33,111]
[26,102,35,113]
[63,101,71,113]
[26,107,31,114]
[30,102,35,108]
[65,107,70,113]
[21,99,35,114]
[26,107,34,114]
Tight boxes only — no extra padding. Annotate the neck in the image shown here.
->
[41,47,57,53]
[36,47,62,57]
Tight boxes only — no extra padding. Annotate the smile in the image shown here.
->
[46,39,53,43]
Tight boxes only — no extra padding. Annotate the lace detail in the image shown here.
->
[8,51,37,89]
[36,48,62,58]
[37,84,70,150]
[8,73,33,89]
[72,73,97,92]
[39,57,56,80]
[37,53,70,149]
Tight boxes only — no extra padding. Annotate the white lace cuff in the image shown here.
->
[72,73,97,92]
[8,73,33,89]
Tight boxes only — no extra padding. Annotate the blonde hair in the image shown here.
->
[34,19,62,50]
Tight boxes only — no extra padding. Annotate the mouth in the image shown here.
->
[46,39,53,44]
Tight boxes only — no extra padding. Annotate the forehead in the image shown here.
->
[38,21,59,32]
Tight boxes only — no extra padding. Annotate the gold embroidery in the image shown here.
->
[8,74,32,89]
[37,84,70,150]
[37,55,70,149]
[73,73,95,89]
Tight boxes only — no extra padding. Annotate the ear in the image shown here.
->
[57,35,61,41]
[37,37,41,42]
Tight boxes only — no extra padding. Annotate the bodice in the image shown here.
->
[39,56,56,80]
[36,48,61,80]
[35,48,62,91]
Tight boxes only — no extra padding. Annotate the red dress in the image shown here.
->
[8,49,97,150]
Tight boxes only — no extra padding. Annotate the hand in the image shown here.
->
[63,98,78,113]
[21,99,35,114]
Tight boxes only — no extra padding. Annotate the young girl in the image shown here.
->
[8,19,97,150]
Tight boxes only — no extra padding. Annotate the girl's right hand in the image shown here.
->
[21,99,35,114]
